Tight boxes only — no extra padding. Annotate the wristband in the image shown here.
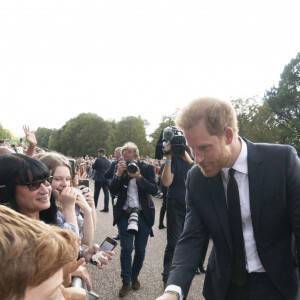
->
[164,291,179,300]
[166,159,172,163]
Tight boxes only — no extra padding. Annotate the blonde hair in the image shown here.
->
[176,97,238,137]
[38,152,72,177]
[121,142,139,158]
[0,205,78,300]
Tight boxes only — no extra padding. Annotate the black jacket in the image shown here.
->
[92,156,111,181]
[110,161,158,228]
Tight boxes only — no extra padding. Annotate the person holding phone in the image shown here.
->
[110,142,158,297]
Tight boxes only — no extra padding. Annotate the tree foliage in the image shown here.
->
[265,52,300,152]
[231,98,279,143]
[58,113,109,157]
[0,123,13,140]
[115,116,150,157]
[35,127,54,149]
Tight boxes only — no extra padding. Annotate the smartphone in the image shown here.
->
[100,237,118,252]
[90,237,118,266]
[78,179,89,188]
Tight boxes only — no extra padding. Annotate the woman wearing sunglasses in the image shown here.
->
[0,153,57,223]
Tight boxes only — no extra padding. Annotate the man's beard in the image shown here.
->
[198,141,230,177]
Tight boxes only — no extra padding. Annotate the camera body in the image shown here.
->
[127,207,139,234]
[155,126,186,159]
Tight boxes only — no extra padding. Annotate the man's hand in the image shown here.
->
[116,159,127,177]
[164,142,172,159]
[82,244,114,269]
[71,265,92,291]
[155,293,178,300]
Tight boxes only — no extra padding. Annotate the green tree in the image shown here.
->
[59,113,109,157]
[231,98,279,143]
[115,116,150,157]
[0,124,13,140]
[35,127,54,149]
[265,52,300,152]
[149,111,178,146]
[48,128,63,153]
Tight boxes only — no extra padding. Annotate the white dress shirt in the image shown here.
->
[221,138,265,273]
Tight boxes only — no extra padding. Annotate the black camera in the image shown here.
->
[126,159,138,174]
[155,126,186,159]
[127,207,139,234]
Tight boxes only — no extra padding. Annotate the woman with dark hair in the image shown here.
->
[0,153,57,224]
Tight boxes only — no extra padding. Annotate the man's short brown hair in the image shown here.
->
[176,97,238,137]
[0,205,78,300]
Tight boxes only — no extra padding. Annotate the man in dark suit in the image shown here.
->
[92,148,111,211]
[105,146,122,240]
[156,97,300,300]
[104,147,122,182]
[110,142,158,298]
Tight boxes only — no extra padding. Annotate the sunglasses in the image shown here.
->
[21,176,53,191]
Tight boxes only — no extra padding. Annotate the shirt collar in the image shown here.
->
[222,137,248,178]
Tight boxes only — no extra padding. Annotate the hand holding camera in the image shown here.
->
[116,159,127,177]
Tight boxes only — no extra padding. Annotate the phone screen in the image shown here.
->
[79,179,89,188]
[100,240,116,252]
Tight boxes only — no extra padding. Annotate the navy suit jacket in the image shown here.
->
[92,156,111,181]
[104,158,121,180]
[109,161,158,228]
[167,139,300,300]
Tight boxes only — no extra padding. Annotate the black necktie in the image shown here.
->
[227,168,247,286]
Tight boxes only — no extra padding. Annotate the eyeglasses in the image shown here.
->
[20,176,53,191]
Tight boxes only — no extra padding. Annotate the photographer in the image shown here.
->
[161,136,209,286]
[110,142,158,297]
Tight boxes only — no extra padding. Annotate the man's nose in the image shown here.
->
[193,151,204,164]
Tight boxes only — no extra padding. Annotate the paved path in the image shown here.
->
[87,182,211,300]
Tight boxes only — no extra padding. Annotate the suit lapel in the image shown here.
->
[245,139,264,236]
[207,173,233,256]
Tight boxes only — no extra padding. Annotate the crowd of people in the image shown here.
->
[1,96,300,300]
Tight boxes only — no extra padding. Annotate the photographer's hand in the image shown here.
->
[116,159,127,177]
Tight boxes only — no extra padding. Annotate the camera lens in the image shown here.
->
[126,160,138,174]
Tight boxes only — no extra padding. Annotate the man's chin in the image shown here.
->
[198,165,219,178]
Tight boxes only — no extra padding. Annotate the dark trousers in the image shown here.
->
[162,198,186,282]
[159,192,167,226]
[117,212,151,283]
[94,180,110,209]
[225,272,284,300]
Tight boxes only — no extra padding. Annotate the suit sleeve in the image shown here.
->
[104,161,115,179]
[286,146,300,274]
[137,165,158,196]
[167,171,209,297]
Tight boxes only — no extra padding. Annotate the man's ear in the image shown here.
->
[224,127,234,145]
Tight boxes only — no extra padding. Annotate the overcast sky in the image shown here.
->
[0,0,299,137]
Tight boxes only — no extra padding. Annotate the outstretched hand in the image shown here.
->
[23,124,37,146]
